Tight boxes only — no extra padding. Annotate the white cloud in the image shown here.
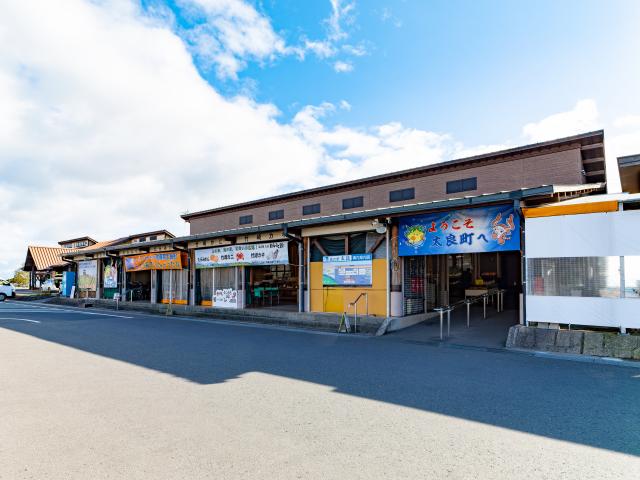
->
[1,1,634,279]
[326,0,355,42]
[333,60,353,73]
[522,99,600,143]
[175,0,289,79]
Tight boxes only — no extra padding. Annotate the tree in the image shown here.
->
[9,269,29,287]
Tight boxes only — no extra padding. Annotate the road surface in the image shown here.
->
[1,300,638,479]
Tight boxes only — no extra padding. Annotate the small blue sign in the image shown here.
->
[322,254,373,286]
[399,206,520,256]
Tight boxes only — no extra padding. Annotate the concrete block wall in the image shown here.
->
[506,325,640,360]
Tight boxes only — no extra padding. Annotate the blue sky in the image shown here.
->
[159,0,640,145]
[0,0,639,278]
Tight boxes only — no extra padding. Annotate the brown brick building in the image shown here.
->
[182,131,606,234]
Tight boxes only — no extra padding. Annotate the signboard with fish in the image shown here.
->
[399,206,520,256]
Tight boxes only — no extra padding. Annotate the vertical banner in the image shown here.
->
[77,260,98,290]
[399,205,520,256]
[103,259,118,288]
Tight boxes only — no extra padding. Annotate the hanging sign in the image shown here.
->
[399,205,520,256]
[124,251,186,272]
[195,242,289,268]
[322,254,373,286]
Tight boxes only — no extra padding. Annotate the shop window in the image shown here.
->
[348,233,367,254]
[239,215,253,225]
[526,257,620,298]
[268,209,284,221]
[303,203,321,215]
[446,177,477,194]
[389,187,415,202]
[342,196,363,210]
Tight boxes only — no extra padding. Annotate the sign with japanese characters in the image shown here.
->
[399,206,520,256]
[195,242,289,268]
[214,288,238,308]
[322,254,373,286]
[124,252,186,271]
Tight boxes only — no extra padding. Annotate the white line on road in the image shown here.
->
[0,317,41,323]
[0,307,133,319]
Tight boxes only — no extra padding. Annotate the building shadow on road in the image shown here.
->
[2,312,639,457]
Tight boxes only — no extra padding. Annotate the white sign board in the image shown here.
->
[214,288,238,309]
[196,242,289,268]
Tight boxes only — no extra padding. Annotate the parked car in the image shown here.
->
[0,281,16,301]
[40,278,60,293]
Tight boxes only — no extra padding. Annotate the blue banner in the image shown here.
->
[399,206,520,256]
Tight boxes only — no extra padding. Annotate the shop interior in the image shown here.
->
[404,251,521,315]
[126,270,151,301]
[245,244,299,309]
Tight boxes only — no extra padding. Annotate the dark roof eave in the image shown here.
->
[181,130,605,220]
[65,183,602,259]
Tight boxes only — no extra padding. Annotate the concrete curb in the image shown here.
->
[42,297,385,335]
[509,348,640,369]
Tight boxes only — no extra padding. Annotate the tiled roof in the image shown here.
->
[25,246,69,271]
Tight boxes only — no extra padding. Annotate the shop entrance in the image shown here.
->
[403,252,521,313]
[400,251,521,347]
[245,244,299,309]
[126,270,151,301]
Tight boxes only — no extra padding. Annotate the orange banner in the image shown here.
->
[124,251,186,272]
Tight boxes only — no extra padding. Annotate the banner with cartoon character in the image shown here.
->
[195,242,289,268]
[399,206,520,256]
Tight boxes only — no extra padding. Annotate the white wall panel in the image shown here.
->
[526,295,640,329]
[526,210,640,258]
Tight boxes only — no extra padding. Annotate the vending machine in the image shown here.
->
[61,271,76,297]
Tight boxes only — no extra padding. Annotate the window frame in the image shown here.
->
[446,177,477,194]
[342,196,364,210]
[389,187,415,202]
[239,214,253,225]
[302,203,321,215]
[268,209,284,221]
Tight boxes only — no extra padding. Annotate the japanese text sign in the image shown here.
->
[399,206,520,256]
[195,242,289,268]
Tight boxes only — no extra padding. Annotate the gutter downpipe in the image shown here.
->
[386,220,391,319]
[515,199,526,326]
[283,224,304,313]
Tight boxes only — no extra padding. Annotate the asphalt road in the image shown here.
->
[1,300,639,479]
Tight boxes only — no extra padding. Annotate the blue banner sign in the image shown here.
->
[322,254,373,286]
[399,206,520,256]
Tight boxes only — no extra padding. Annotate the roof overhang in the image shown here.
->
[64,183,603,259]
[182,131,605,220]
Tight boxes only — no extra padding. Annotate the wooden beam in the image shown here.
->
[312,239,327,257]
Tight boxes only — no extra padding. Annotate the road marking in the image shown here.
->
[0,307,133,319]
[0,317,41,323]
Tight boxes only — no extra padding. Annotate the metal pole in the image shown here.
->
[298,241,304,313]
[466,301,470,328]
[483,295,487,319]
[168,270,173,314]
[447,308,450,337]
[365,293,368,316]
[385,225,391,318]
[354,302,357,333]
[439,310,443,340]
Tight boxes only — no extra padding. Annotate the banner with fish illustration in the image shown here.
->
[399,206,520,256]
[195,242,289,268]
